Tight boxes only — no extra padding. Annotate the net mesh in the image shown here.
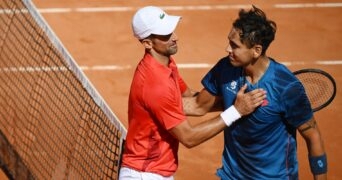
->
[0,0,126,179]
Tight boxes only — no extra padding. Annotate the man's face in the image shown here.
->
[149,33,178,56]
[226,28,255,67]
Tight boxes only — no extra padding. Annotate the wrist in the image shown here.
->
[309,153,327,175]
[220,105,241,126]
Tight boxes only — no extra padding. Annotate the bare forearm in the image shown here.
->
[175,86,266,148]
[299,119,327,179]
[175,116,226,148]
[182,97,209,116]
[309,141,327,180]
[300,121,326,156]
[309,140,327,180]
[182,89,220,116]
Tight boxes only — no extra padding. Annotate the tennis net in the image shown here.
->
[0,0,127,179]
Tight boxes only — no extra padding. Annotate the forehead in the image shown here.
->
[150,33,172,42]
[228,28,241,42]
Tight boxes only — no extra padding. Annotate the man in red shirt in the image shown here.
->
[119,6,266,180]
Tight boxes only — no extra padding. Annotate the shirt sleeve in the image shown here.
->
[282,81,313,127]
[201,59,227,96]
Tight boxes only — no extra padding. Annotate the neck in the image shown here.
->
[244,56,270,84]
[149,51,170,67]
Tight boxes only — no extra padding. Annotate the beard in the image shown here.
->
[166,45,178,56]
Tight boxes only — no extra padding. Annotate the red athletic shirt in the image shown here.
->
[121,53,187,176]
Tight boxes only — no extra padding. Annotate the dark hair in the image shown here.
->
[233,5,276,54]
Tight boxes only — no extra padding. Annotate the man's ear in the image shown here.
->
[253,44,263,58]
[141,39,153,50]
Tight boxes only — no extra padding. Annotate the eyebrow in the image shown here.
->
[229,38,239,47]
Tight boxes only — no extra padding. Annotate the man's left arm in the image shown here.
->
[298,117,327,180]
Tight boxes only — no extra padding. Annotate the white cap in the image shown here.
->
[132,6,181,40]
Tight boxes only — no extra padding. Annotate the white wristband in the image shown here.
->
[220,105,241,126]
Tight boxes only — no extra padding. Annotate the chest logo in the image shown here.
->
[226,80,238,94]
[230,80,237,90]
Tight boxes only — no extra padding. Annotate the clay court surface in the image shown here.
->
[2,0,342,179]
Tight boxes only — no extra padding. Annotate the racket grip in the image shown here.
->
[220,105,241,126]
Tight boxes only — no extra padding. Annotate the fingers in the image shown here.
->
[234,87,267,116]
[248,89,267,107]
[237,84,247,94]
[247,88,266,96]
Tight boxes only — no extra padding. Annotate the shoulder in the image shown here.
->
[216,56,233,68]
[269,59,298,86]
[269,59,307,103]
[209,57,237,75]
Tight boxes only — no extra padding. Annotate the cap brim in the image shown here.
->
[151,15,181,36]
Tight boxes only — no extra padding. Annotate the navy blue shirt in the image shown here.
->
[202,57,313,180]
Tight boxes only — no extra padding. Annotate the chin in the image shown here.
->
[169,49,178,55]
[229,59,240,67]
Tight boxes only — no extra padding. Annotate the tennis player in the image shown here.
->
[119,6,266,180]
[183,5,327,180]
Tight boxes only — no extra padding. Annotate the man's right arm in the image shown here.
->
[182,84,266,116]
[173,84,266,148]
[182,88,221,116]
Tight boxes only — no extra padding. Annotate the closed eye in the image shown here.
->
[229,41,238,49]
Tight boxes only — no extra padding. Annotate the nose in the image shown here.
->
[226,44,232,53]
[171,33,178,41]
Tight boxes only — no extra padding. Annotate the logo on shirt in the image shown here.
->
[230,81,237,90]
[226,80,238,94]
[159,13,165,19]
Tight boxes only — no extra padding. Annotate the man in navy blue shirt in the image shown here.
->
[183,5,327,180]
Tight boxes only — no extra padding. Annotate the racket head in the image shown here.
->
[293,68,336,112]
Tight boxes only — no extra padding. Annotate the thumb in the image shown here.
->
[237,84,247,94]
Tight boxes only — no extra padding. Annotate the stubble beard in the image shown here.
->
[167,46,178,56]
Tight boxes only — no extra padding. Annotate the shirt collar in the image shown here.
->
[143,53,177,76]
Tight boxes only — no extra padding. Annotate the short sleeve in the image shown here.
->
[201,59,227,96]
[282,81,313,127]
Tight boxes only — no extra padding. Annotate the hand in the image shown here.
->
[234,84,266,116]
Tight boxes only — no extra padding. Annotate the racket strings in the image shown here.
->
[297,73,335,111]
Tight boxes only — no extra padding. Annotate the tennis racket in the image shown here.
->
[293,68,336,112]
